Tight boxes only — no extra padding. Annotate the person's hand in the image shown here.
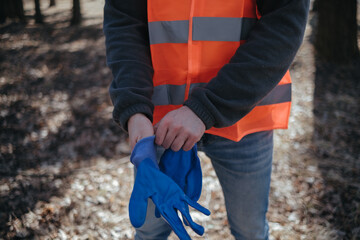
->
[128,113,154,151]
[154,106,205,151]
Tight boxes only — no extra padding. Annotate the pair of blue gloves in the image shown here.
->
[129,136,210,240]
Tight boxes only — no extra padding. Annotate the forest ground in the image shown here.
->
[1,0,359,239]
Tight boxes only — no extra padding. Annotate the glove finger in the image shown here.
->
[161,207,191,240]
[155,206,161,218]
[184,146,202,200]
[129,193,149,228]
[179,206,204,236]
[183,216,189,226]
[185,173,201,199]
[184,196,211,216]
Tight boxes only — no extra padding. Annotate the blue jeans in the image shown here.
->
[135,130,273,240]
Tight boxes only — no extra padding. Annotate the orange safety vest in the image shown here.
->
[148,0,291,142]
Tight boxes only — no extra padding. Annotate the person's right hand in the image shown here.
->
[128,113,154,151]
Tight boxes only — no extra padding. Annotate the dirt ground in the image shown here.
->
[1,0,359,239]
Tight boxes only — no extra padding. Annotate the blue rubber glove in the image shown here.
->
[132,136,202,201]
[129,137,211,239]
[159,144,202,201]
[155,145,203,222]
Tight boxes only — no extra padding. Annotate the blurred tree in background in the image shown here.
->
[0,0,25,23]
[0,0,81,25]
[71,0,81,25]
[49,0,56,7]
[315,0,359,63]
[34,0,43,23]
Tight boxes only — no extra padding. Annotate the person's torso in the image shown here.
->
[147,0,292,142]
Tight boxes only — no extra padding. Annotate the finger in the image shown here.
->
[171,134,188,152]
[161,207,191,240]
[155,121,167,146]
[154,122,159,132]
[162,129,177,149]
[184,196,211,216]
[179,207,204,236]
[182,137,196,152]
[128,192,149,228]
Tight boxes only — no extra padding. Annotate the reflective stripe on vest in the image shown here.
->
[152,83,291,106]
[148,17,257,44]
[148,0,292,142]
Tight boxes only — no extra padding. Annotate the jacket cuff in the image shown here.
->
[113,103,153,132]
[184,99,215,130]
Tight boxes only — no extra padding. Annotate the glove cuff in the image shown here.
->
[130,135,158,168]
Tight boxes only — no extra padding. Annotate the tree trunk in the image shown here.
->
[0,0,7,23]
[0,0,25,23]
[71,0,81,25]
[49,0,56,7]
[315,0,359,63]
[34,0,43,23]
[15,0,25,22]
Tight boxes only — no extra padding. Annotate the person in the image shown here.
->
[103,0,309,239]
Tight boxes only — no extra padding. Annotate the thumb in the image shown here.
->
[129,185,149,228]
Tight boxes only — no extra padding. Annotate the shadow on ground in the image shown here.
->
[0,16,126,237]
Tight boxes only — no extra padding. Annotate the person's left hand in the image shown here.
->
[154,106,205,151]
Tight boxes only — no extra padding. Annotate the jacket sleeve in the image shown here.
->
[103,0,153,131]
[184,0,310,129]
